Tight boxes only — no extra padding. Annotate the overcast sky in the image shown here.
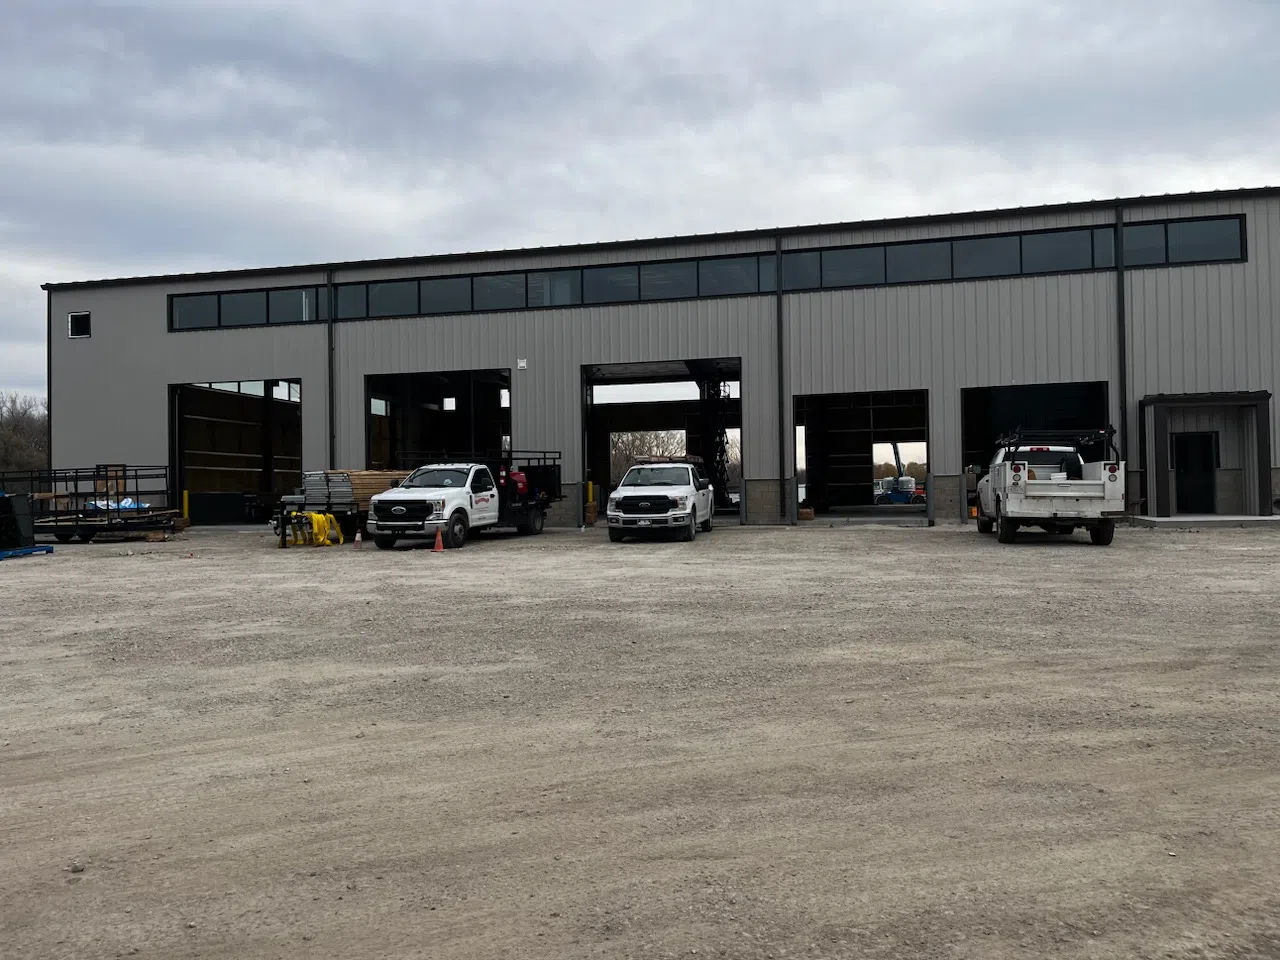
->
[3,0,1279,396]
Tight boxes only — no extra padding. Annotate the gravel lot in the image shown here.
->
[2,523,1279,959]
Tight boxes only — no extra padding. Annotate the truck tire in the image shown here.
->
[874,494,890,506]
[996,502,1017,544]
[77,530,97,543]
[54,532,74,543]
[446,510,469,549]
[976,515,994,535]
[911,494,926,504]
[699,511,713,533]
[608,529,625,542]
[681,513,696,542]
[1090,519,1116,546]
[517,507,545,536]
[373,536,397,550]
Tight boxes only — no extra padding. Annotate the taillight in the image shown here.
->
[1011,463,1023,474]
[1107,463,1118,474]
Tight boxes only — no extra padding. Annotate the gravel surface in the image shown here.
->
[2,523,1279,959]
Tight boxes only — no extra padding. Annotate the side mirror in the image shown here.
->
[697,479,710,491]
[967,464,984,476]
[388,479,400,487]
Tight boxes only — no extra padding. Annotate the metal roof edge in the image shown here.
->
[42,185,1280,292]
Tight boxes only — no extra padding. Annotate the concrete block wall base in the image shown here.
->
[930,475,960,522]
[547,483,581,528]
[743,479,783,524]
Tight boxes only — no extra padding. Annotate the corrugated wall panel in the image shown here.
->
[1126,197,1280,464]
[49,284,329,472]
[332,298,778,482]
[1166,408,1245,467]
[787,273,1117,474]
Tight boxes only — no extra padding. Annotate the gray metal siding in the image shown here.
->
[787,272,1118,475]
[333,297,778,481]
[1166,407,1245,467]
[48,283,329,471]
[1126,197,1280,463]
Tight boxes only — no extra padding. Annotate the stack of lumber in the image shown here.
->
[325,470,410,512]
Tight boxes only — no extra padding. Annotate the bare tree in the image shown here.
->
[0,393,48,473]
[610,430,686,485]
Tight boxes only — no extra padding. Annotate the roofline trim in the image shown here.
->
[42,185,1280,292]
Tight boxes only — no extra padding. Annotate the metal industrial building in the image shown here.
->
[43,186,1280,525]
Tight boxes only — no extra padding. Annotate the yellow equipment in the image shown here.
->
[280,510,344,547]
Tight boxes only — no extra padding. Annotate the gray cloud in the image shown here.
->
[3,0,1279,394]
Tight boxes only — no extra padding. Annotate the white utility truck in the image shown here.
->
[367,451,562,550]
[974,428,1125,545]
[605,456,715,542]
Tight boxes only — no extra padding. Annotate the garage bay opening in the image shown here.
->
[582,359,742,520]
[794,390,928,518]
[365,369,512,469]
[170,380,302,525]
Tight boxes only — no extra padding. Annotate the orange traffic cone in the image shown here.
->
[433,527,445,553]
[353,528,363,549]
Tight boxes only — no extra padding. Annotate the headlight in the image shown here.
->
[608,498,619,510]
[672,496,689,510]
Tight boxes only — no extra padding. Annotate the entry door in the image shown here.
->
[1173,432,1217,514]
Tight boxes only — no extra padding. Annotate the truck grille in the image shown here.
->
[615,495,676,515]
[374,501,435,521]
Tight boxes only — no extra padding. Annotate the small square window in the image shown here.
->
[68,312,91,338]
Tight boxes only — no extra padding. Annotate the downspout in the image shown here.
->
[45,289,52,469]
[1114,204,1130,508]
[325,269,336,469]
[775,234,788,522]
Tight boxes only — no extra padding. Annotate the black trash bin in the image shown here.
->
[0,494,36,549]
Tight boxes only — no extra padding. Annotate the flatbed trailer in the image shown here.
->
[0,465,177,542]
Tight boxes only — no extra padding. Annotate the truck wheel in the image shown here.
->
[874,495,890,506]
[608,529,625,543]
[976,515,994,535]
[996,503,1017,544]
[373,536,397,550]
[446,511,469,549]
[54,532,74,543]
[76,530,97,543]
[1090,519,1116,546]
[517,508,545,536]
[681,514,696,542]
[699,511,713,533]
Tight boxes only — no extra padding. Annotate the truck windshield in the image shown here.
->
[621,466,691,487]
[403,467,470,488]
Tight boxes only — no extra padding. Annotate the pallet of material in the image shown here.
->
[323,470,410,512]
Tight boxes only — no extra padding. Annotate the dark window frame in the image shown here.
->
[1164,215,1247,266]
[165,215,1248,332]
[366,279,421,318]
[67,311,91,339]
[472,272,529,312]
[420,276,473,315]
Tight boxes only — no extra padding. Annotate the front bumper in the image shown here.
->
[606,512,691,529]
[367,518,446,538]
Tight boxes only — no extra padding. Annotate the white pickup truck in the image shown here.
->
[974,430,1125,545]
[367,455,562,550]
[606,458,715,542]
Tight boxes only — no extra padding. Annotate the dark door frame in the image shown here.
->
[1172,431,1218,514]
[1140,391,1272,517]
